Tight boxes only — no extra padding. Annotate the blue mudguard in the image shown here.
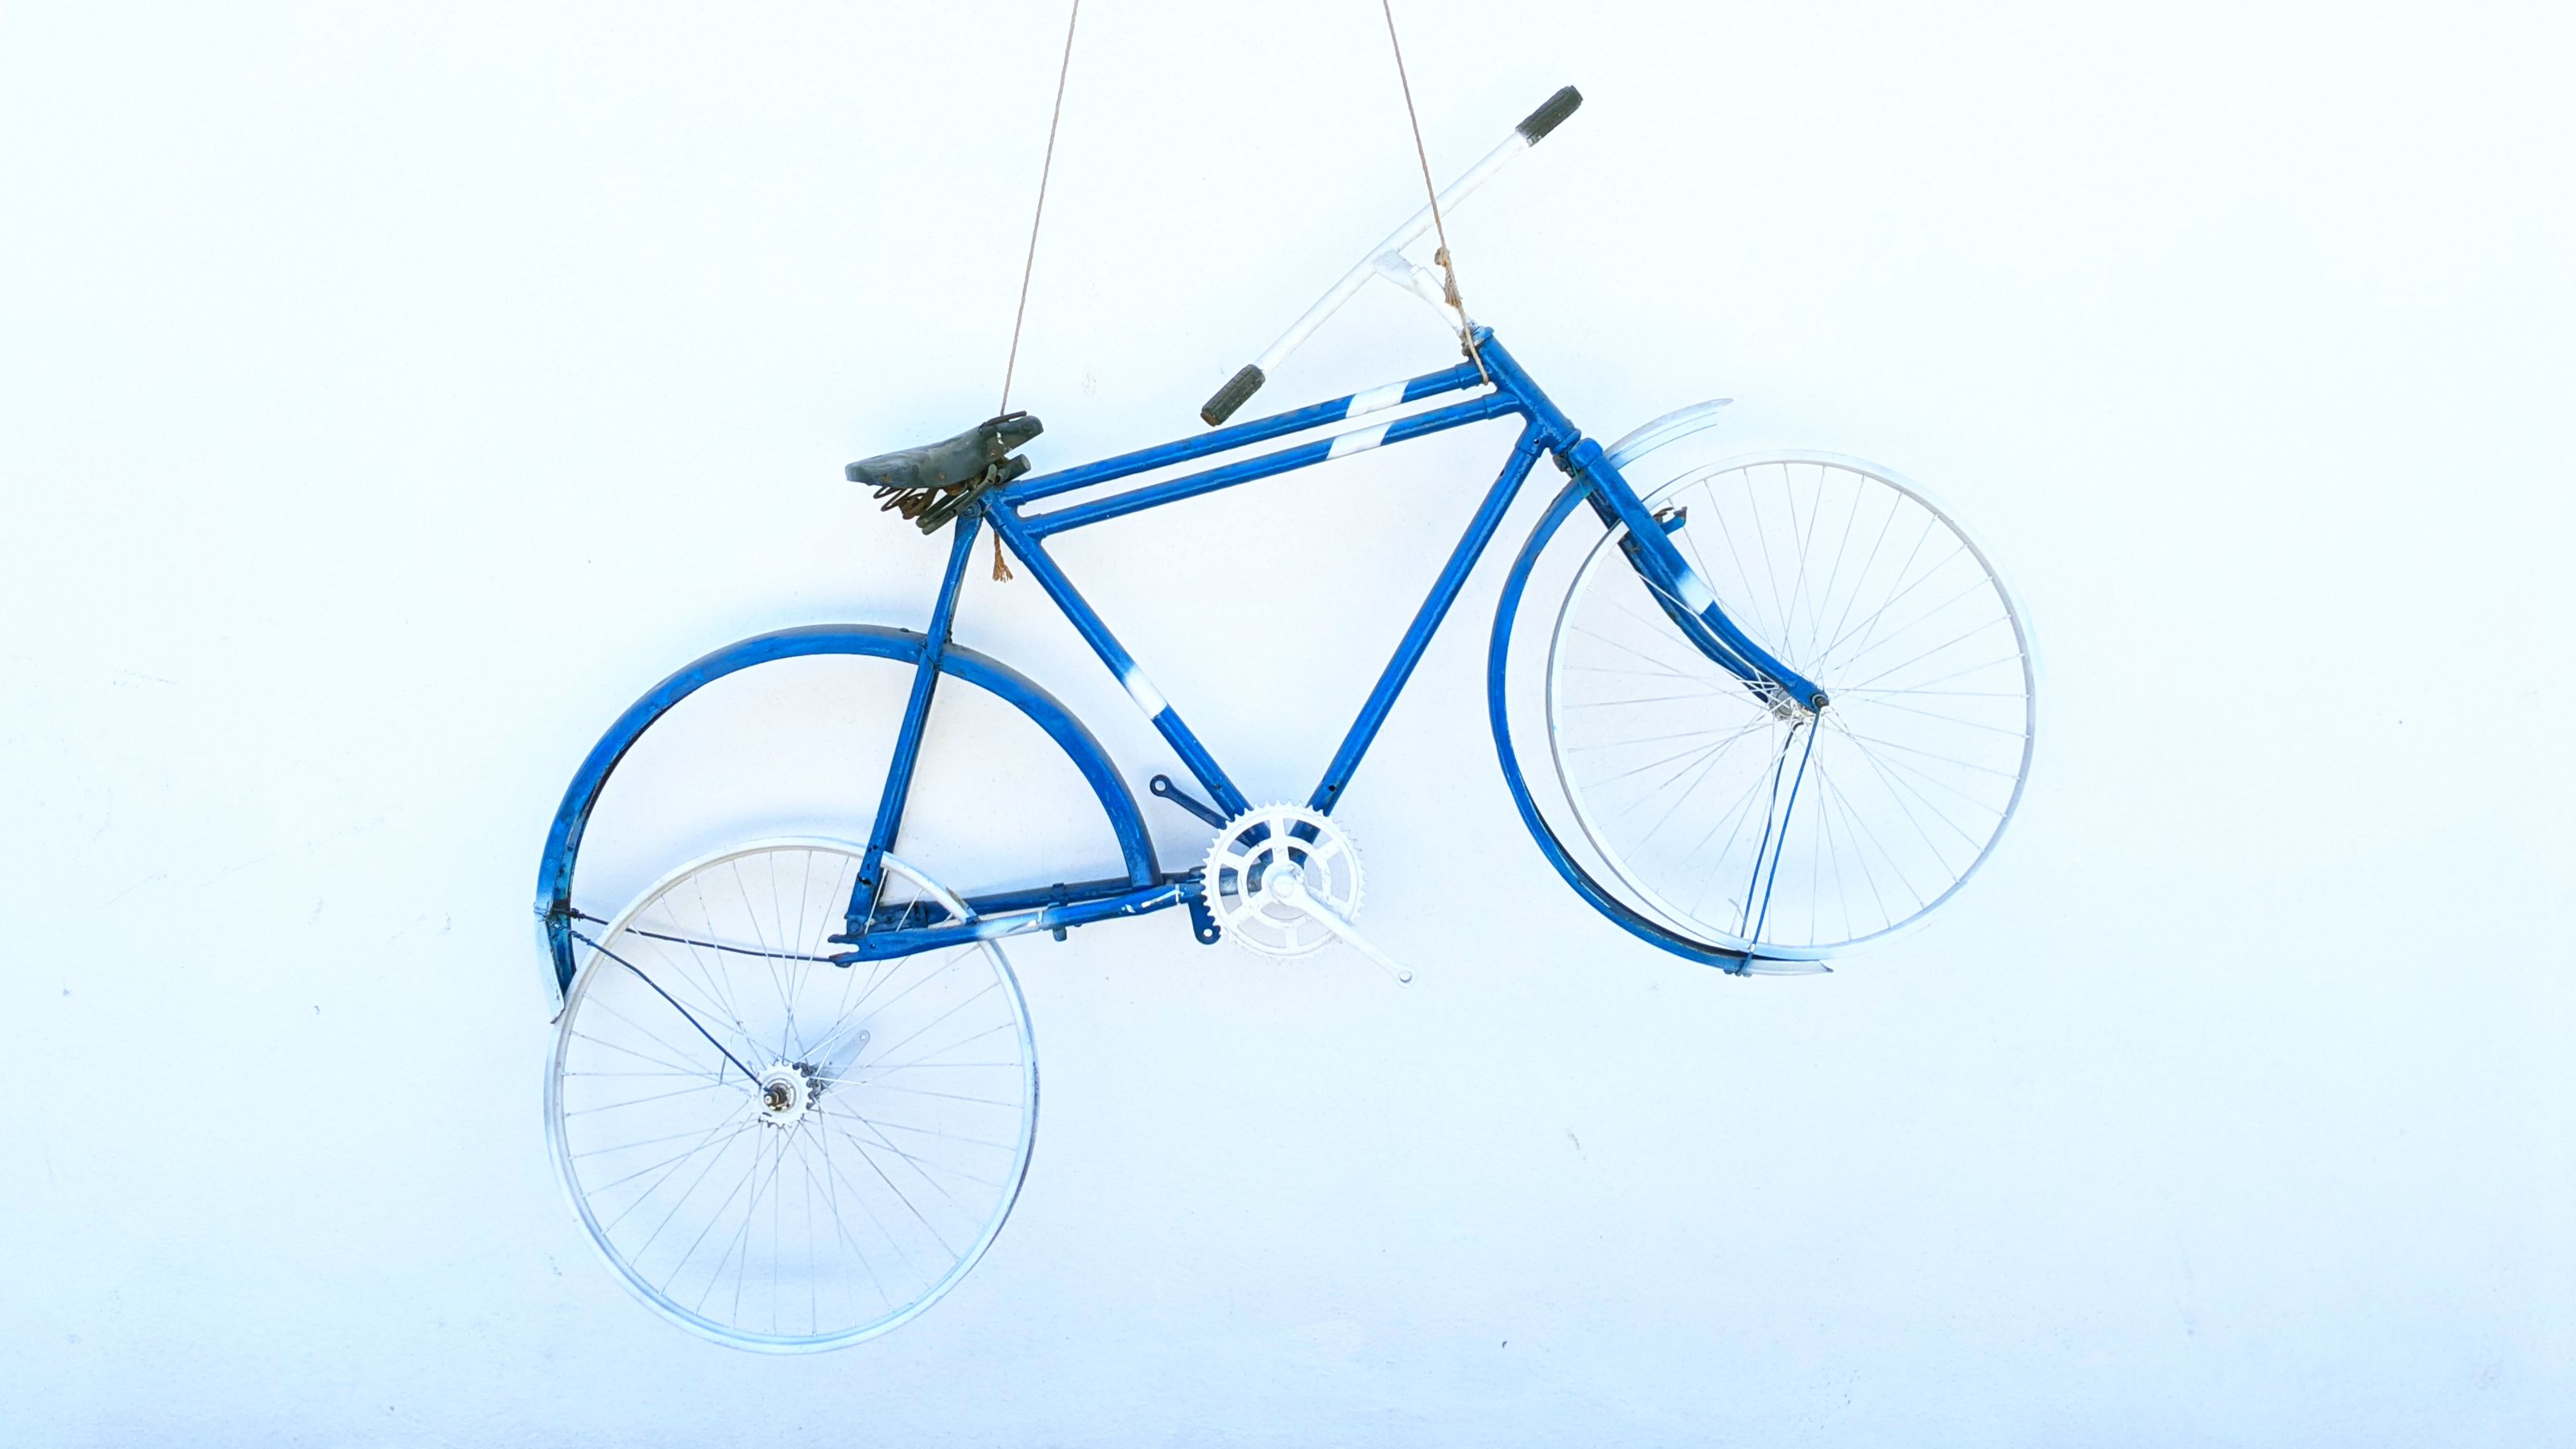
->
[533,623,1158,1001]
[1486,481,1760,974]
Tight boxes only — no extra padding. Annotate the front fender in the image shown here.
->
[534,623,1157,1000]
[1603,398,1732,473]
[1486,481,1757,974]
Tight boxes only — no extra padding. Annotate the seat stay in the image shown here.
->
[845,508,988,936]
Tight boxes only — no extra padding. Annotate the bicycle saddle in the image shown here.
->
[845,412,1043,494]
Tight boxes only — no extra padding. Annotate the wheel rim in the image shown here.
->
[546,840,1037,1350]
[1545,454,2035,956]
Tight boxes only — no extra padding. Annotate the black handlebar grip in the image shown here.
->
[1517,85,1583,144]
[1200,363,1265,427]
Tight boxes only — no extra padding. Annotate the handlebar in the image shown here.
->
[1516,85,1583,144]
[1199,85,1583,426]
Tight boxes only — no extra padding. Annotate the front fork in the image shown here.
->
[1558,436,1830,954]
[1558,436,1829,713]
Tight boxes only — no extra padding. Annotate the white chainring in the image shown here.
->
[1200,803,1365,959]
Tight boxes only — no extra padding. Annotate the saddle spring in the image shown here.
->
[869,453,1031,536]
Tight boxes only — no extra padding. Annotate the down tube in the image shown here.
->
[1309,425,1546,814]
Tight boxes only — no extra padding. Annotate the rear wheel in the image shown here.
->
[1543,454,2034,957]
[545,840,1036,1350]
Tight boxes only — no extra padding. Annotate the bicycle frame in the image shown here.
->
[829,328,1827,964]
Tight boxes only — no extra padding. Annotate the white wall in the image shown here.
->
[3,2,2570,1443]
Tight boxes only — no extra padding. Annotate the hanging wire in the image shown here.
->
[1379,0,1487,382]
[1001,0,1081,417]
[989,0,1081,581]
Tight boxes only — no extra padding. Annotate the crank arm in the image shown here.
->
[1271,873,1414,985]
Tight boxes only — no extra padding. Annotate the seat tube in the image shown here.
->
[847,508,986,935]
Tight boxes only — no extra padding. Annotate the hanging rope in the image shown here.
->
[990,0,1082,582]
[1001,0,1080,417]
[1379,0,1486,382]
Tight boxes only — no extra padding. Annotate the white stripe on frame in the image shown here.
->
[1326,421,1393,460]
[1122,667,1169,719]
[1343,381,1406,419]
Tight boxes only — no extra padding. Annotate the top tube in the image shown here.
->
[1005,357,1492,506]
[994,329,1828,713]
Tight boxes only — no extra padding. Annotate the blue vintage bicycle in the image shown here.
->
[532,88,2036,1350]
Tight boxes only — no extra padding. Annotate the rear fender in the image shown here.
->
[533,623,1156,1002]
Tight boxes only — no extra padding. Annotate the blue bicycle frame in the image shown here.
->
[535,328,1830,994]
[815,329,1824,957]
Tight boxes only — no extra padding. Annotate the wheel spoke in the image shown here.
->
[551,844,1033,1348]
[1545,457,2029,951]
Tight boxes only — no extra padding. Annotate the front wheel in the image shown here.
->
[545,840,1037,1350]
[1544,454,2035,957]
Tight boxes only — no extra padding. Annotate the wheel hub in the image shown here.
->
[754,1062,814,1128]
